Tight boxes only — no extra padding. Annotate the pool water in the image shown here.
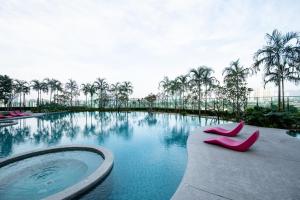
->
[0,151,103,200]
[286,130,300,139]
[0,112,225,200]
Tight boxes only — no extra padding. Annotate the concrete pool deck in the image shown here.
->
[172,123,300,200]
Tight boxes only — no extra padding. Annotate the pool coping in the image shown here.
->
[0,145,114,200]
[171,123,300,200]
[0,120,18,127]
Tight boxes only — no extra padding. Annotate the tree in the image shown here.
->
[40,81,49,105]
[223,59,251,119]
[168,79,180,109]
[13,80,24,107]
[253,29,300,111]
[190,66,206,115]
[13,80,30,107]
[94,78,109,108]
[53,80,63,103]
[45,78,62,103]
[81,83,91,106]
[65,79,78,106]
[213,85,226,115]
[145,93,157,111]
[31,80,43,106]
[159,76,171,107]
[201,67,218,111]
[110,82,120,108]
[176,75,189,109]
[0,75,13,107]
[89,84,96,107]
[120,81,133,107]
[22,84,30,107]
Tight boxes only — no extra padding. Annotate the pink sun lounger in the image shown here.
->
[204,130,259,152]
[204,121,245,137]
[8,111,19,117]
[15,110,31,116]
[0,113,13,119]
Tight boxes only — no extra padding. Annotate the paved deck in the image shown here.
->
[172,123,300,200]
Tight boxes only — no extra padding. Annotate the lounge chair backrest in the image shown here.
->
[240,130,259,149]
[229,121,244,134]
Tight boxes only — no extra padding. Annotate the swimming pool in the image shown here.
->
[0,112,225,200]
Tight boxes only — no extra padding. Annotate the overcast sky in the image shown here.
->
[0,0,299,97]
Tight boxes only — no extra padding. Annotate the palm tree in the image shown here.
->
[168,79,180,109]
[159,76,171,108]
[40,81,49,104]
[22,84,30,107]
[53,80,62,103]
[202,67,218,111]
[14,80,30,107]
[88,84,96,107]
[176,75,189,109]
[13,80,26,107]
[31,80,43,106]
[0,75,13,108]
[81,83,91,106]
[190,66,206,115]
[94,78,109,108]
[223,59,251,118]
[120,81,133,107]
[65,79,78,106]
[253,29,300,111]
[110,82,120,108]
[44,78,61,103]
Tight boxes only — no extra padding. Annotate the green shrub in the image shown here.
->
[244,106,299,129]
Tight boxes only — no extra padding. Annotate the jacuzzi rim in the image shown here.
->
[0,145,114,200]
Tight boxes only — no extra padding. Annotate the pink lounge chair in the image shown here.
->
[204,121,245,137]
[204,130,259,152]
[8,111,20,117]
[15,110,31,116]
[0,113,13,119]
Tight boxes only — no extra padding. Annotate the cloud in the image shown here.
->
[0,0,299,97]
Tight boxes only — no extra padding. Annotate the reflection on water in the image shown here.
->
[0,112,226,200]
[1,112,222,157]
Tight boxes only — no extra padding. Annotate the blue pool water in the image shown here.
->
[0,112,225,200]
[0,151,103,200]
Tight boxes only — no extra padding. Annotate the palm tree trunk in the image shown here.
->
[19,93,22,107]
[23,93,26,107]
[166,95,168,108]
[90,94,93,108]
[198,84,201,115]
[38,90,40,106]
[40,90,42,105]
[236,81,239,119]
[278,79,281,111]
[71,92,73,106]
[182,91,184,110]
[282,77,285,111]
[205,85,207,111]
[50,90,52,103]
[37,91,39,106]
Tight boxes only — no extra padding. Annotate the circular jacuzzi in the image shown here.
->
[0,145,114,200]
